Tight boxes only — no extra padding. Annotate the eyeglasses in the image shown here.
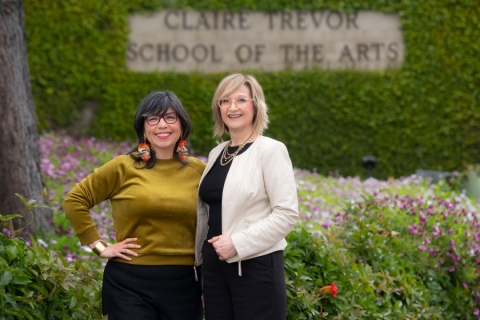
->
[143,112,178,126]
[216,96,254,109]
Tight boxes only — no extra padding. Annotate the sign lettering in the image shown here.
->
[127,10,404,73]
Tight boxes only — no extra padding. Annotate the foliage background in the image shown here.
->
[4,133,477,319]
[24,0,480,178]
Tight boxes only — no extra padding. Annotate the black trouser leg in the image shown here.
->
[102,261,203,320]
[203,242,286,320]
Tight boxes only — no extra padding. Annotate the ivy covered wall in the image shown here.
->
[24,0,480,178]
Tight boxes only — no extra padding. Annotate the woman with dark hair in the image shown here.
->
[63,91,205,319]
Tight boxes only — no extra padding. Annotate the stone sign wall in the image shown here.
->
[127,10,404,73]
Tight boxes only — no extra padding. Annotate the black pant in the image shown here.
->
[102,260,203,320]
[202,242,287,320]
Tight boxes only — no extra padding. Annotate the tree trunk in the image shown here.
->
[0,0,52,235]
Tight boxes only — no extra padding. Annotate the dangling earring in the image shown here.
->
[138,134,151,162]
[176,135,188,160]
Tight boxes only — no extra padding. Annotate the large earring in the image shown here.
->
[176,134,188,161]
[138,134,151,162]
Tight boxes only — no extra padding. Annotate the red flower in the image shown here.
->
[319,282,338,298]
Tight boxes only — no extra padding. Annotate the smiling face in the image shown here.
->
[219,84,256,136]
[144,107,182,159]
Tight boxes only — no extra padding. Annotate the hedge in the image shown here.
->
[24,0,480,178]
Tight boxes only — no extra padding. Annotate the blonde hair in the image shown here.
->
[211,74,269,138]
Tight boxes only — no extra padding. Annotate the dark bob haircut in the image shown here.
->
[129,91,192,168]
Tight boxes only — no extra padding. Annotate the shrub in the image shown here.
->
[0,234,103,319]
[286,175,480,319]
[285,226,445,319]
[0,193,103,319]
[30,133,480,319]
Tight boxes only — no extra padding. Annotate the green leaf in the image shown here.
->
[314,278,324,286]
[0,257,8,269]
[5,292,17,308]
[6,245,19,261]
[10,273,32,285]
[0,214,23,220]
[5,311,22,318]
[16,308,34,320]
[0,271,12,287]
[69,295,77,309]
[14,193,28,206]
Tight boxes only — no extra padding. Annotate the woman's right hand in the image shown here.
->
[89,238,141,261]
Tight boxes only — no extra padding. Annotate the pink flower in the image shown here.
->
[450,239,456,251]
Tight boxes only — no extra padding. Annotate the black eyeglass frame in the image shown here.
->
[142,112,178,126]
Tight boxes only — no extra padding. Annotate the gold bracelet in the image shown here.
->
[92,240,108,256]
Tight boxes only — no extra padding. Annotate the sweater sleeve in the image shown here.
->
[230,141,299,259]
[62,156,127,245]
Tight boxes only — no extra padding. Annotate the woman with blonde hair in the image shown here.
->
[195,74,299,319]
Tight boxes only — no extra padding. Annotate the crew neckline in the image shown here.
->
[155,157,179,164]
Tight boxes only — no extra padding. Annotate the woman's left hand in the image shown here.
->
[208,235,237,260]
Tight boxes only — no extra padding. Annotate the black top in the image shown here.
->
[199,142,253,240]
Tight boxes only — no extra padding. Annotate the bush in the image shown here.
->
[0,192,103,319]
[26,133,480,319]
[0,234,103,319]
[286,176,480,319]
[285,226,442,319]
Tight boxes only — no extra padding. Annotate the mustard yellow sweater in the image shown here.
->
[63,155,206,265]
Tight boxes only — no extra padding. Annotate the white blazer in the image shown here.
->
[194,136,299,268]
